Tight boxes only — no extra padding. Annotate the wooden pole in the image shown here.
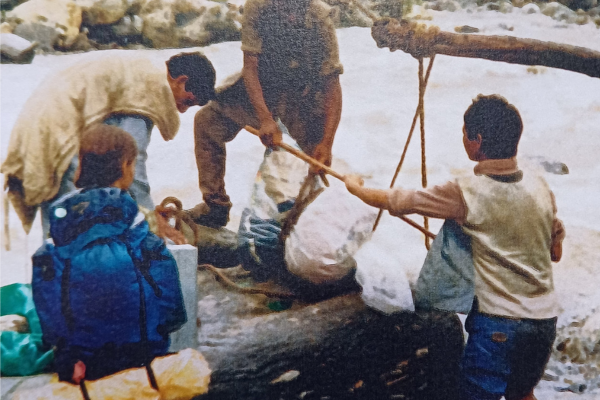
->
[244,125,437,240]
[244,126,345,181]
[372,18,600,79]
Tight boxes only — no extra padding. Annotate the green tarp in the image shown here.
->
[1,283,54,376]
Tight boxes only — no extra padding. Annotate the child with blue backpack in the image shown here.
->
[345,95,565,400]
[32,124,186,384]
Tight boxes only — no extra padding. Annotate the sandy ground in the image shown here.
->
[1,6,599,399]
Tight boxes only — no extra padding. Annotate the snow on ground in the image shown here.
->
[1,7,599,399]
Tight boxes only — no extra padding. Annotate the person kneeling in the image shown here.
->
[32,125,186,383]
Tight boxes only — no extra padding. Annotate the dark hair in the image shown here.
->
[463,94,523,159]
[75,124,138,189]
[166,52,216,104]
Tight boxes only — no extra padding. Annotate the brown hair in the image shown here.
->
[75,124,138,189]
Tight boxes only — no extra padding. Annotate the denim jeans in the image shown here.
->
[41,114,154,238]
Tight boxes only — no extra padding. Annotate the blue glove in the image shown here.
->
[249,217,282,250]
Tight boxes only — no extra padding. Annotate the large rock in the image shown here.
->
[541,1,579,23]
[5,0,82,49]
[0,32,37,63]
[140,0,241,48]
[73,0,132,25]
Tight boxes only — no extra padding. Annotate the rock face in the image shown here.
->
[5,0,82,49]
[195,266,465,400]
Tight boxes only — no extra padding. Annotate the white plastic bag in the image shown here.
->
[354,234,415,314]
[285,179,377,284]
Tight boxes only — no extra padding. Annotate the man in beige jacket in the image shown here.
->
[2,52,217,237]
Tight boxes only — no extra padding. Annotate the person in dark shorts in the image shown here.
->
[344,94,565,400]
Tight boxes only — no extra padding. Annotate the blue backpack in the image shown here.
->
[31,188,186,381]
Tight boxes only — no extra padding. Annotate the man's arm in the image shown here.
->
[243,52,281,147]
[345,175,466,222]
[311,74,342,174]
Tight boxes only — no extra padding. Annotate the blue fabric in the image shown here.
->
[414,219,475,313]
[460,305,556,399]
[32,188,186,378]
[40,114,155,239]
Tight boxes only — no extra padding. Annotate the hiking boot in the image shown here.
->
[185,202,231,229]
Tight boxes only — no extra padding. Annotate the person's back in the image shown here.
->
[32,125,186,382]
[345,94,565,400]
[458,167,557,319]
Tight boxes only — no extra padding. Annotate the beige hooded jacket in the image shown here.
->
[1,54,180,232]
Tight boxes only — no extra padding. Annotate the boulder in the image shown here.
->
[5,0,82,49]
[140,0,241,48]
[521,2,541,13]
[13,22,63,51]
[73,0,131,25]
[541,1,578,23]
[426,0,461,12]
[1,22,15,33]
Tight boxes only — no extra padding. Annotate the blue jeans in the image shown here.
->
[41,114,154,238]
[460,302,556,400]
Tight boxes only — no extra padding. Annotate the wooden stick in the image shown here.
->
[244,126,346,181]
[244,125,436,240]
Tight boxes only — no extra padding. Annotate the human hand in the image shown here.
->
[155,207,187,245]
[259,118,282,148]
[309,142,332,174]
[344,174,364,196]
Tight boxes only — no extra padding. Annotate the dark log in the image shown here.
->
[195,266,464,400]
[372,18,600,79]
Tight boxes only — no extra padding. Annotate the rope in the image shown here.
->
[372,55,436,235]
[280,175,325,245]
[198,263,296,299]
[159,196,298,299]
[159,196,202,244]
[418,58,431,250]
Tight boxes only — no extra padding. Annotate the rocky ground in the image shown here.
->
[1,0,599,57]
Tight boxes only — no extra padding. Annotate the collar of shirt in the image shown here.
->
[473,158,519,176]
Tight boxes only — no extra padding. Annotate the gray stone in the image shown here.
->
[0,33,36,63]
[168,244,199,352]
[522,3,540,13]
[12,23,59,52]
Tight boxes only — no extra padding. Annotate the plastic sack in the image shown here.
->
[238,125,308,278]
[1,283,54,376]
[285,179,377,284]
[12,348,211,400]
[354,233,415,314]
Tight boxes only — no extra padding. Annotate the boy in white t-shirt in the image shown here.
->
[345,94,565,400]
